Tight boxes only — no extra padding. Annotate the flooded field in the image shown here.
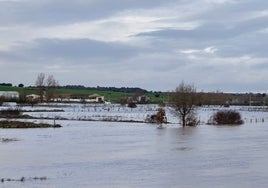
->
[1,105,268,187]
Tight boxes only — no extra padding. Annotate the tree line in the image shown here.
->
[60,85,148,94]
[0,83,12,87]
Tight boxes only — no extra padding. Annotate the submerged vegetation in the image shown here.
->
[0,121,61,128]
[0,80,267,128]
[0,137,19,142]
[210,110,244,125]
[169,82,200,127]
[1,176,47,183]
[0,107,21,117]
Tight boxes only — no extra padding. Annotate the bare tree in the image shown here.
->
[46,75,58,102]
[35,73,45,102]
[35,73,58,102]
[169,82,199,127]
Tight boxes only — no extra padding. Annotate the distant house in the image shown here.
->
[60,94,88,102]
[52,93,105,103]
[85,94,105,103]
[120,95,150,104]
[0,91,19,100]
[26,94,40,101]
[68,99,82,102]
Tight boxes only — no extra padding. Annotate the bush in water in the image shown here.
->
[212,110,243,125]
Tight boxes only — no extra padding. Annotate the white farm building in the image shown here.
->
[0,91,19,100]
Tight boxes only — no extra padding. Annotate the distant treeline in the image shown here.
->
[0,83,12,87]
[59,85,148,94]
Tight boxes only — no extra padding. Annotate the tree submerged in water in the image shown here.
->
[169,82,200,127]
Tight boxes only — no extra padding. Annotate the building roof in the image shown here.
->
[88,94,103,98]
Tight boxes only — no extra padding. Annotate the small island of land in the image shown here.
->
[0,121,61,129]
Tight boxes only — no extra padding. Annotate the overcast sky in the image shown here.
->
[0,0,268,92]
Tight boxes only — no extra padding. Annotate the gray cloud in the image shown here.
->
[0,0,268,92]
[0,38,140,64]
[135,14,268,41]
[0,0,176,25]
[134,8,268,59]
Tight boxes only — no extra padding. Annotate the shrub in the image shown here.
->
[186,113,200,126]
[155,108,167,124]
[0,96,5,106]
[119,97,128,106]
[212,110,243,125]
[155,93,160,98]
[0,107,21,117]
[145,108,167,128]
[128,102,137,108]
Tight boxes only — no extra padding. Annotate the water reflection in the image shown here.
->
[1,121,268,188]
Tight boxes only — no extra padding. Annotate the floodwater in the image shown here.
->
[1,120,268,188]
